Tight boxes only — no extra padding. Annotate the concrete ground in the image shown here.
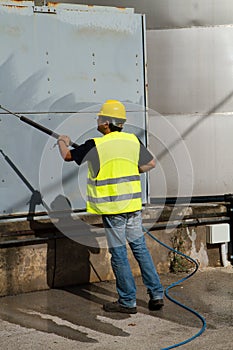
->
[0,267,232,350]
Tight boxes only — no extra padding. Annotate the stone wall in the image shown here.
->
[0,204,229,297]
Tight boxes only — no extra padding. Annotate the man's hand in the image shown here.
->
[58,135,71,146]
[138,159,156,173]
[57,135,73,161]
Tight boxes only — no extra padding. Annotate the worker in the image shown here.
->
[57,99,164,314]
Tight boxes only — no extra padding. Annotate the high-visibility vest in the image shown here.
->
[86,132,142,214]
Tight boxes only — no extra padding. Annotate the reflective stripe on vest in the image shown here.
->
[86,132,142,215]
[87,175,140,187]
[87,192,142,204]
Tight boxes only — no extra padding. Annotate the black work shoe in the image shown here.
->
[148,298,164,311]
[103,301,137,314]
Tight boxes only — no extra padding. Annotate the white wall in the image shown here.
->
[147,27,233,197]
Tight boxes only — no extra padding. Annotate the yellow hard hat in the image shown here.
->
[98,100,126,120]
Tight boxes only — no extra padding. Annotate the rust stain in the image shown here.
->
[47,2,59,7]
[6,0,25,2]
[116,7,126,11]
[2,4,27,9]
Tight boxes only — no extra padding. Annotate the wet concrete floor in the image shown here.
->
[0,267,232,349]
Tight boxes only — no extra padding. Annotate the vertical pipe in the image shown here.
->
[226,195,233,261]
[220,243,231,267]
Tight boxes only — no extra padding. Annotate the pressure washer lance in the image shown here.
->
[0,105,79,149]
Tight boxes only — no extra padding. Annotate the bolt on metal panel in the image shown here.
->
[0,1,148,217]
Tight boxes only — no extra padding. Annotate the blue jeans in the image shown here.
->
[102,211,164,308]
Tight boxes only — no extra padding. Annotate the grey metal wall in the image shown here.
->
[147,22,233,197]
[0,1,147,216]
[1,0,233,213]
[60,1,233,198]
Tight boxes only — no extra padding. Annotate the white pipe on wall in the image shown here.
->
[220,243,231,267]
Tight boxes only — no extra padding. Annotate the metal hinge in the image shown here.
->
[33,6,56,14]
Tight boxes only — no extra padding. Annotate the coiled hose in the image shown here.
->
[143,227,207,349]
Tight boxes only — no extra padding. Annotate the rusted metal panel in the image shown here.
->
[0,1,148,217]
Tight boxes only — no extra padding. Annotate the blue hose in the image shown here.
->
[143,227,207,349]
